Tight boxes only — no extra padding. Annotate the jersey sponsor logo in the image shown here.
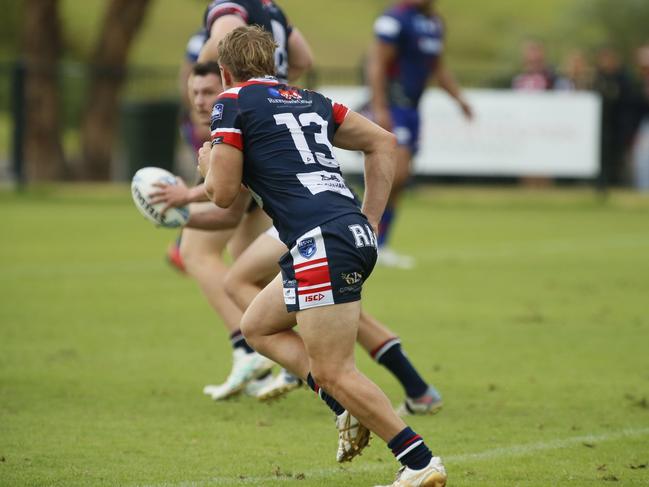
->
[296,171,354,199]
[267,87,311,105]
[297,237,317,259]
[268,87,302,100]
[211,103,224,123]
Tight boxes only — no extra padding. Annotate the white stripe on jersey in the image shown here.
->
[374,15,401,39]
[211,127,242,136]
[221,86,242,96]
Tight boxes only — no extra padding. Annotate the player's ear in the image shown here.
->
[220,65,234,89]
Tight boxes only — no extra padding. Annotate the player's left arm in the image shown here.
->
[199,141,244,209]
[333,110,396,234]
[287,28,314,82]
[435,55,473,120]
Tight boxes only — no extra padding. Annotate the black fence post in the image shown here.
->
[11,60,26,188]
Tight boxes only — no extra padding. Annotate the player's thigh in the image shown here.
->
[228,232,285,285]
[241,273,296,338]
[297,301,361,368]
[228,206,272,259]
[180,226,233,256]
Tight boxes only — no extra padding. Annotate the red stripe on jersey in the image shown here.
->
[212,131,243,150]
[207,4,249,28]
[295,265,330,288]
[240,79,280,87]
[293,257,328,270]
[332,103,350,125]
[298,285,332,295]
[217,92,239,100]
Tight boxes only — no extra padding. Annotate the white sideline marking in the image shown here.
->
[135,427,649,486]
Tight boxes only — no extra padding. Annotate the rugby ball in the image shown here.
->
[131,167,190,228]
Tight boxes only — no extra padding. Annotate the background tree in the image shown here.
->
[80,0,153,180]
[22,0,65,181]
[570,0,649,58]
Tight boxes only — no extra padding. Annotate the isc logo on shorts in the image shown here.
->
[304,293,325,303]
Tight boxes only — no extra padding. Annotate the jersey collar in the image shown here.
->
[237,76,280,88]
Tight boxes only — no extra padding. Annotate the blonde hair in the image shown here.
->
[217,26,277,81]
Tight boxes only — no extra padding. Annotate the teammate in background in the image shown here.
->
[367,0,472,269]
[226,210,443,416]
[201,26,448,486]
[150,0,314,400]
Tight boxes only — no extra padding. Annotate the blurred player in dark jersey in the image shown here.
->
[368,0,472,269]
[150,0,314,400]
[200,26,448,486]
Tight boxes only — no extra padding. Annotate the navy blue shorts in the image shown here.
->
[279,214,378,312]
[391,106,420,155]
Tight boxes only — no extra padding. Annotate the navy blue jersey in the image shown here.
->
[203,0,292,81]
[185,28,208,63]
[210,78,362,246]
[374,3,445,108]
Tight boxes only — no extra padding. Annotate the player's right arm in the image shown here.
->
[333,111,396,234]
[367,14,401,131]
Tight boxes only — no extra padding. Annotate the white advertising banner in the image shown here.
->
[319,87,602,178]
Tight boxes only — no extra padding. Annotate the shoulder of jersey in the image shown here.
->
[206,0,251,26]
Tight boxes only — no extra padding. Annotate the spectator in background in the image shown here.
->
[556,49,593,91]
[631,43,649,190]
[511,40,558,91]
[593,46,637,188]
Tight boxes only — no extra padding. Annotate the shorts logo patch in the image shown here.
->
[211,103,224,122]
[283,279,297,305]
[304,293,325,303]
[297,237,317,259]
[341,272,363,285]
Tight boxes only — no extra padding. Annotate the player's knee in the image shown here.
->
[239,314,260,346]
[223,270,240,301]
[310,363,346,393]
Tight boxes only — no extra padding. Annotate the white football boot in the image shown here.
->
[256,368,303,401]
[396,387,444,417]
[335,410,371,462]
[375,457,447,487]
[243,373,274,397]
[203,349,274,400]
[377,247,415,270]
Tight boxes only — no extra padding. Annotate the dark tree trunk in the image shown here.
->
[81,0,152,180]
[22,0,65,181]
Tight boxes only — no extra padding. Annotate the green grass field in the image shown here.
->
[2,186,649,486]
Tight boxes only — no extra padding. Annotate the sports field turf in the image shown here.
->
[1,185,649,486]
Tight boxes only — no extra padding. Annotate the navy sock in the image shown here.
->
[388,427,433,470]
[372,338,428,398]
[306,373,345,416]
[230,329,254,354]
[378,205,395,247]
